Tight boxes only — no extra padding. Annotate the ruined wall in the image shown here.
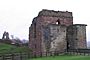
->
[49,24,67,52]
[67,24,87,49]
[29,9,87,55]
[29,9,73,53]
[39,9,73,52]
[37,9,73,26]
[66,25,74,49]
[73,24,87,49]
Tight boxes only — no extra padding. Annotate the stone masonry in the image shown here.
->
[67,24,87,49]
[29,9,87,55]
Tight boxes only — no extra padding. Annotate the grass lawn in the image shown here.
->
[28,55,90,60]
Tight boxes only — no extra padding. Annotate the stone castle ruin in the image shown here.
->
[2,31,10,40]
[29,9,87,54]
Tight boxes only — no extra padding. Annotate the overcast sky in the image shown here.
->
[0,0,90,41]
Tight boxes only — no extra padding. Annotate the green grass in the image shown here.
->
[0,43,31,54]
[28,55,90,60]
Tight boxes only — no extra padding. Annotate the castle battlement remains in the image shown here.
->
[29,9,87,56]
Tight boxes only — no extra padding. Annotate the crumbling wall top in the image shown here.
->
[38,9,73,18]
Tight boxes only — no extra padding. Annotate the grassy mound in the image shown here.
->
[0,43,31,54]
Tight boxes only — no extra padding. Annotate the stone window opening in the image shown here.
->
[56,20,60,25]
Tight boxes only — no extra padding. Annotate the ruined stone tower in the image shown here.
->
[29,9,87,54]
[67,24,87,49]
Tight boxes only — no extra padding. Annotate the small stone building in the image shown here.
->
[29,9,87,54]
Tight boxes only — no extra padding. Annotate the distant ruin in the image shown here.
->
[29,9,87,54]
[2,31,10,40]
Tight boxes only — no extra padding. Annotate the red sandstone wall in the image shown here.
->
[37,16,73,26]
[29,9,73,53]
